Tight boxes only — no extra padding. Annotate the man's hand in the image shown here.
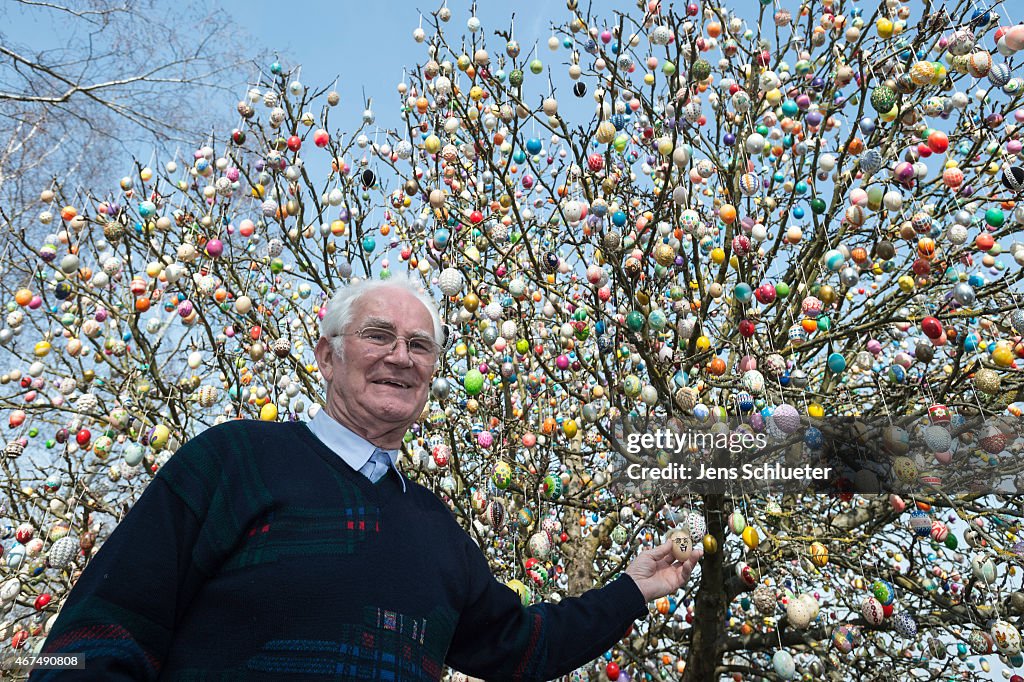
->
[624,542,703,602]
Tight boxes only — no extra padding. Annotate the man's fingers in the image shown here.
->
[646,541,675,561]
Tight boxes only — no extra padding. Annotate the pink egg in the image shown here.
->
[205,239,224,258]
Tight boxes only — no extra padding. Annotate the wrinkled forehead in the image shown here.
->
[350,289,434,335]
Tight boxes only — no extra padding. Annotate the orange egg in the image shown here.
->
[720,204,737,224]
[801,318,818,333]
[708,357,727,375]
[707,21,722,37]
[135,297,151,312]
[14,289,33,306]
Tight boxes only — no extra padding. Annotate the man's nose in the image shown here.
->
[384,339,415,366]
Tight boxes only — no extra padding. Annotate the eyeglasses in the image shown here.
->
[339,326,441,365]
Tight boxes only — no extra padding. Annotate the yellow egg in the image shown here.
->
[877,17,894,38]
[33,341,52,357]
[808,403,824,419]
[742,526,760,549]
[992,344,1014,367]
[809,541,829,567]
[695,336,711,352]
[260,403,278,421]
[711,247,726,264]
[149,424,170,450]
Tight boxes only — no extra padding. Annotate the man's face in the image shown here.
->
[315,288,435,439]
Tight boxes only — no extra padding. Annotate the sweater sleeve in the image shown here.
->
[444,531,649,682]
[30,425,255,681]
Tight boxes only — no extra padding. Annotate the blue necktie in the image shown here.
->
[360,448,391,483]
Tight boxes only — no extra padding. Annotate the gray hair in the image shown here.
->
[320,275,444,357]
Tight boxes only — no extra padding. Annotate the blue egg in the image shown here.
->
[793,206,806,219]
[827,353,847,372]
[525,138,542,155]
[734,282,753,303]
[612,211,627,227]
[887,365,906,384]
[433,228,450,248]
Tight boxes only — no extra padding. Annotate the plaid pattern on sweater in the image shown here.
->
[33,420,648,681]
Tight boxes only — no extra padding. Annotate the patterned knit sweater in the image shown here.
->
[33,419,648,681]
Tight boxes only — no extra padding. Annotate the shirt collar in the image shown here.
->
[307,408,401,473]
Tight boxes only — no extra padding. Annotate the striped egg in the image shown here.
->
[989,62,1012,86]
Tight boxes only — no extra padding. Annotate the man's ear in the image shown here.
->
[314,336,335,383]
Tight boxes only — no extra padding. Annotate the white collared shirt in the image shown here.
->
[306,408,403,489]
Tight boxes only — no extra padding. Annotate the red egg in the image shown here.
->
[921,317,943,339]
[286,135,301,151]
[606,662,621,680]
[927,130,949,153]
[313,129,330,147]
[34,593,51,610]
[76,428,91,446]
[754,283,777,304]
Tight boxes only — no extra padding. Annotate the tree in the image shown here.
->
[4,0,1024,679]
[0,0,252,234]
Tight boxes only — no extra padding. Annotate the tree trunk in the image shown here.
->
[683,494,727,682]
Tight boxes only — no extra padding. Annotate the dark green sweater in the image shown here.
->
[34,419,648,680]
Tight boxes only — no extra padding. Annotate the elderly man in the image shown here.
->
[34,277,700,681]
